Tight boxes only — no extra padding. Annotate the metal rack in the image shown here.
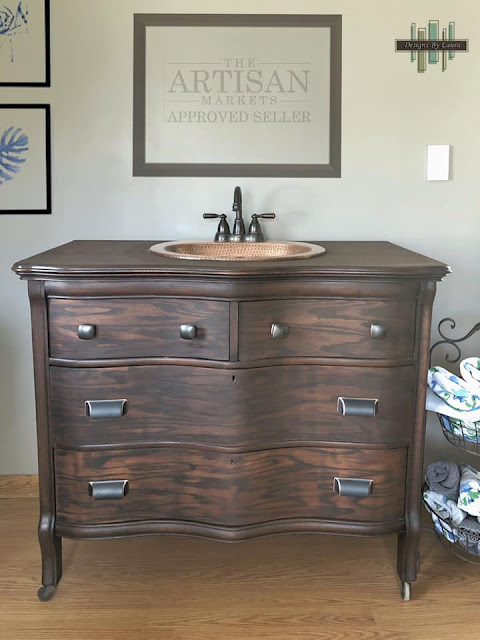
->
[430,318,480,454]
[424,318,480,562]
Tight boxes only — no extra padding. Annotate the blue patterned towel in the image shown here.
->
[428,366,480,412]
[423,489,466,527]
[460,358,480,395]
[426,388,480,422]
[457,463,480,518]
[423,503,458,543]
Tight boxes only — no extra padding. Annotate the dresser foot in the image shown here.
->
[37,585,57,602]
[38,520,63,592]
[401,581,411,601]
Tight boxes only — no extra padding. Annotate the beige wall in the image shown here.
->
[1,0,479,473]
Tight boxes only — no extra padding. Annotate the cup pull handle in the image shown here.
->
[85,399,127,419]
[337,397,378,417]
[88,480,129,500]
[334,477,373,498]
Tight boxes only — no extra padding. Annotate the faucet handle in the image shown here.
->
[246,213,276,242]
[203,213,231,242]
[255,213,276,220]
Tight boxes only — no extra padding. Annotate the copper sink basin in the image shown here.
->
[150,241,325,261]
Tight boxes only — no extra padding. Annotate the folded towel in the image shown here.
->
[424,505,458,543]
[458,516,480,537]
[423,490,467,526]
[438,413,480,443]
[428,366,480,413]
[460,357,480,395]
[457,463,480,517]
[425,460,460,498]
[426,388,480,422]
[458,517,480,556]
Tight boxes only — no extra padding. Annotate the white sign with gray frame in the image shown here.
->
[133,14,341,177]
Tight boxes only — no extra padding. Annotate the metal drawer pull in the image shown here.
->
[88,480,129,500]
[334,477,373,498]
[77,324,96,340]
[180,324,197,340]
[370,324,387,339]
[85,399,127,419]
[271,322,289,340]
[337,397,378,417]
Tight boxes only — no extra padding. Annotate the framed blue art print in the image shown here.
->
[0,104,51,214]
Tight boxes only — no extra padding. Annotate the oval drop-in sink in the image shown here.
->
[150,241,325,261]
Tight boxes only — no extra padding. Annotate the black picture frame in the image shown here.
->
[133,14,342,178]
[0,0,51,87]
[0,104,52,214]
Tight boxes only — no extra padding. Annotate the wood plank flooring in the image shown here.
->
[1,498,479,640]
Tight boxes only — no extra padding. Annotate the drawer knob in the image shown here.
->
[337,397,378,417]
[85,399,127,419]
[180,324,197,340]
[88,480,129,500]
[77,324,96,340]
[271,322,289,340]
[370,324,387,340]
[334,477,373,498]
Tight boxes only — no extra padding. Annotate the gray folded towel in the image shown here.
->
[458,517,480,538]
[425,460,460,498]
[458,517,480,556]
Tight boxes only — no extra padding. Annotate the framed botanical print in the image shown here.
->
[0,0,50,86]
[0,104,51,214]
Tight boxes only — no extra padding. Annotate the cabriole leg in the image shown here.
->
[37,517,62,601]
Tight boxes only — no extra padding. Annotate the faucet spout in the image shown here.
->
[231,186,245,240]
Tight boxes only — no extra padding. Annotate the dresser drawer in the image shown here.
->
[238,298,415,361]
[55,446,407,526]
[48,297,230,360]
[50,364,413,449]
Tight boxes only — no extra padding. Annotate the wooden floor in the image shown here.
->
[2,499,479,640]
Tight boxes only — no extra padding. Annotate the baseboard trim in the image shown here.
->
[0,474,39,498]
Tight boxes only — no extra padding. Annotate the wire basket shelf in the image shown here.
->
[422,483,480,564]
[437,413,480,455]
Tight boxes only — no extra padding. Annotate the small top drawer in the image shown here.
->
[238,298,415,361]
[48,297,230,360]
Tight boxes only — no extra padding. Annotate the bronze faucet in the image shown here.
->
[231,186,246,241]
[203,186,275,242]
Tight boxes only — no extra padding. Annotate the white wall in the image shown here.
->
[1,0,479,473]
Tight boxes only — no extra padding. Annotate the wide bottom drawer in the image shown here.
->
[55,446,407,526]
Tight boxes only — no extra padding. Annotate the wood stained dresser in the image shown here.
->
[12,240,449,601]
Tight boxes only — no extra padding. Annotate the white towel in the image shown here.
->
[457,463,480,518]
[428,366,480,412]
[423,489,466,527]
[426,388,480,422]
[460,358,480,395]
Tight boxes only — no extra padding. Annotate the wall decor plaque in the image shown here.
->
[133,14,341,177]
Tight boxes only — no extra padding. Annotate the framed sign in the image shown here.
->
[133,14,341,177]
[0,104,51,214]
[0,0,50,86]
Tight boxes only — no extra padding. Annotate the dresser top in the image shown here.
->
[12,240,450,280]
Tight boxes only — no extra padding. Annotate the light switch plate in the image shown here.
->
[427,145,450,181]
